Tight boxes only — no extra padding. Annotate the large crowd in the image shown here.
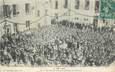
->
[0,23,115,67]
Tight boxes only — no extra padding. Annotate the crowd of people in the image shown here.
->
[0,23,115,67]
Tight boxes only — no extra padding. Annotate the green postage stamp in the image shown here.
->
[100,0,115,19]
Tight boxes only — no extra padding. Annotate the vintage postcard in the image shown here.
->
[0,0,115,72]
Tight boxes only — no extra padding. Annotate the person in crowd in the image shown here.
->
[0,22,115,66]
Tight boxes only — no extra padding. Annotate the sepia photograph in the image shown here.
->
[0,0,115,72]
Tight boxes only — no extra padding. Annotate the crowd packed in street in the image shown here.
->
[0,23,115,67]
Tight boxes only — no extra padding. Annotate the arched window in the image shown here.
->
[84,0,90,10]
[95,1,99,13]
[75,0,80,9]
[55,1,58,9]
[64,0,68,9]
[12,4,17,16]
[25,3,30,14]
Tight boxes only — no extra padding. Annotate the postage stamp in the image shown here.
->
[100,0,115,19]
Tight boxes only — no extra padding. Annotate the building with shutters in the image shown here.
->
[47,0,115,27]
[0,0,48,35]
[0,0,115,36]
